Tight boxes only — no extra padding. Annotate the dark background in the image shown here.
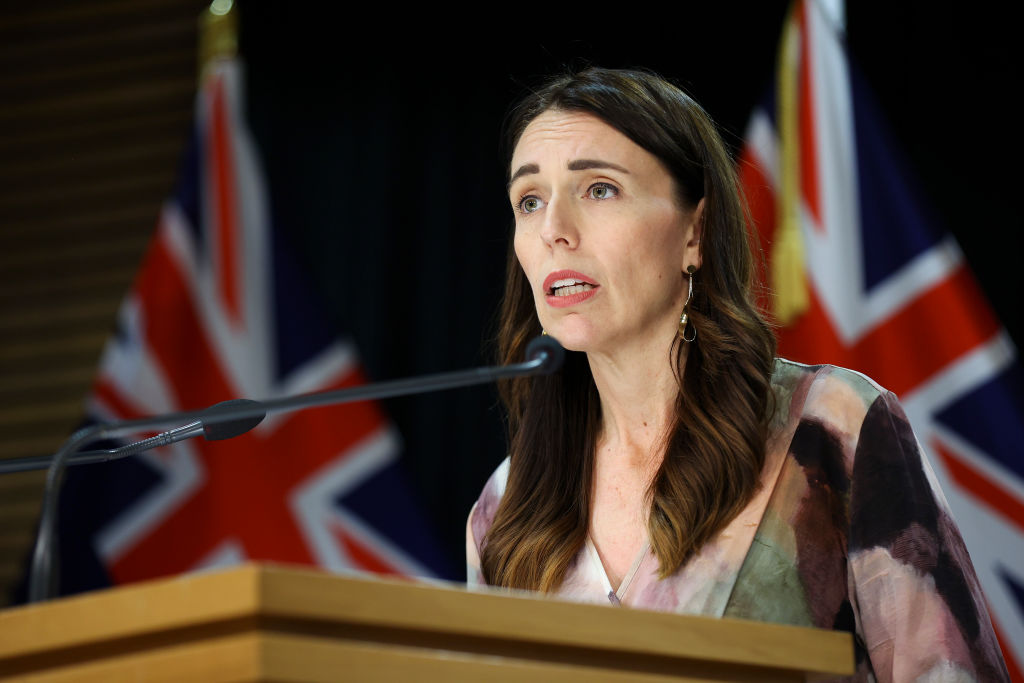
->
[237,3,1022,576]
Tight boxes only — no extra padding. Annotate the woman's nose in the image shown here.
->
[540,196,579,249]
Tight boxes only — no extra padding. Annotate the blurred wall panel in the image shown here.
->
[0,0,202,605]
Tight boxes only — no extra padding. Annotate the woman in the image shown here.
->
[467,68,1007,681]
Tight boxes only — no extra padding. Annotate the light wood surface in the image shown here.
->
[0,563,853,682]
[1,633,812,683]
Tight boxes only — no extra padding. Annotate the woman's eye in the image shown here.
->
[588,183,618,200]
[518,195,544,213]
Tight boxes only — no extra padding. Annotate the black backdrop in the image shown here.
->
[237,3,1022,576]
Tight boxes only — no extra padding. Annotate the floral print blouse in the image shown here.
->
[467,360,1008,682]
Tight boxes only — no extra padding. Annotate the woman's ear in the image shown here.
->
[683,197,705,271]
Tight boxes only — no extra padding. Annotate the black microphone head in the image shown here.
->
[525,335,565,375]
[201,399,266,441]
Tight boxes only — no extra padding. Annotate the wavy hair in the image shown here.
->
[481,68,777,592]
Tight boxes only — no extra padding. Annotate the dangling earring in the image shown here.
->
[679,265,696,342]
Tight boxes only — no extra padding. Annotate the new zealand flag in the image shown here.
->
[739,1,1024,676]
[48,57,450,596]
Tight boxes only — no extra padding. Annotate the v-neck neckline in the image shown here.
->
[581,432,791,614]
[586,536,650,605]
[719,429,801,615]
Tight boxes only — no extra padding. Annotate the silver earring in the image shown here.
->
[679,266,696,342]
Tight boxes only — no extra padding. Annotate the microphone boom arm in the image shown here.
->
[27,337,564,603]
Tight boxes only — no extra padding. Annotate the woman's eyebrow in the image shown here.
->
[509,159,630,191]
[567,158,630,174]
[508,163,539,189]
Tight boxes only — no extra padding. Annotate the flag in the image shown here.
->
[739,0,1024,676]
[47,55,450,596]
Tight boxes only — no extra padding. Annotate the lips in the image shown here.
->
[543,270,598,294]
[543,269,599,308]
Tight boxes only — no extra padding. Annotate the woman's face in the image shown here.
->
[509,109,702,355]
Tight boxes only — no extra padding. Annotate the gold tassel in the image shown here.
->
[772,1,810,327]
[771,219,809,325]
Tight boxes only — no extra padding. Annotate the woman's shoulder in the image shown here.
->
[767,357,923,486]
[770,357,900,435]
[772,357,893,402]
[468,456,511,547]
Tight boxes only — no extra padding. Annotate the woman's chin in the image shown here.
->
[542,327,596,354]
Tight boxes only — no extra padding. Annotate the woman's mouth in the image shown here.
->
[543,272,599,308]
[549,279,597,296]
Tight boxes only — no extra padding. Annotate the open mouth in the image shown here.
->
[548,280,598,296]
[543,271,599,301]
[549,279,597,297]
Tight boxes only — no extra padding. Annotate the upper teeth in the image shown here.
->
[551,278,585,289]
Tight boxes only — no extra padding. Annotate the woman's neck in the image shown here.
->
[587,331,685,472]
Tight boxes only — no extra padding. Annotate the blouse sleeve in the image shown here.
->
[466,502,484,587]
[847,390,1008,681]
[464,456,511,589]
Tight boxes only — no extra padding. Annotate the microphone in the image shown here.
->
[525,335,565,375]
[201,399,266,441]
[0,399,266,475]
[27,337,563,602]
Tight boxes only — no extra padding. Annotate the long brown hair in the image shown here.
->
[481,68,776,592]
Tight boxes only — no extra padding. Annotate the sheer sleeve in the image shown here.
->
[466,502,484,587]
[847,391,1008,682]
[465,457,510,589]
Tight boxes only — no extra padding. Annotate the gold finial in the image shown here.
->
[198,0,237,81]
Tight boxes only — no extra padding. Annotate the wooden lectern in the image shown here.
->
[0,564,852,681]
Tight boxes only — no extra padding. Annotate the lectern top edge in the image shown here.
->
[0,563,854,679]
